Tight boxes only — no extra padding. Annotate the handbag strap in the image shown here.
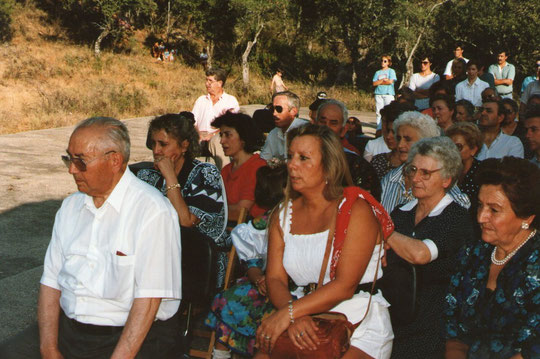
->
[317,202,338,288]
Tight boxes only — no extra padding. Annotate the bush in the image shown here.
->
[0,0,14,42]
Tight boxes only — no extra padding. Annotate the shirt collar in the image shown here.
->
[399,193,454,216]
[84,169,132,213]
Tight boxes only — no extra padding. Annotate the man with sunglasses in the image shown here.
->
[260,91,309,161]
[1,118,183,358]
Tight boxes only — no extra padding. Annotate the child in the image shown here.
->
[373,55,397,130]
[205,163,288,359]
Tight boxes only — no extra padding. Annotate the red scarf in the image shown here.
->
[329,186,394,280]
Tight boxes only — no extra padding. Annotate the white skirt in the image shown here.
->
[330,290,394,359]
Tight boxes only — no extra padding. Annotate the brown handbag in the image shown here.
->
[267,205,382,359]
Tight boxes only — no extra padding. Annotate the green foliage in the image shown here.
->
[0,0,14,42]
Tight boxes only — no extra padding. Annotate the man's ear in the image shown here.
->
[291,107,298,117]
[110,152,124,171]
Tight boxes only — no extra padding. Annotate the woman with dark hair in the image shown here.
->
[206,164,288,359]
[409,56,441,111]
[133,113,229,285]
[212,112,267,219]
[455,100,475,122]
[431,93,456,132]
[255,124,395,359]
[445,157,540,359]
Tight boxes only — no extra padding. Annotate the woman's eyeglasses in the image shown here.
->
[421,61,430,65]
[454,143,464,151]
[404,164,442,180]
[61,151,116,171]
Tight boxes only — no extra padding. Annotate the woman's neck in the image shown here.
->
[462,157,473,175]
[232,150,252,169]
[416,191,446,224]
[420,69,432,76]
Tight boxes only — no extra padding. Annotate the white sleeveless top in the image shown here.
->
[280,200,384,289]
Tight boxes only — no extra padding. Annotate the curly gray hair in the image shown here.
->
[393,111,440,139]
[407,136,463,191]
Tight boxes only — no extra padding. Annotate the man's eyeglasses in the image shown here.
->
[270,105,285,114]
[61,151,116,171]
[404,164,442,180]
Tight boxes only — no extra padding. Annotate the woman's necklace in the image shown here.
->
[491,229,536,266]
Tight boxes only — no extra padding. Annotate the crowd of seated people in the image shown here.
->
[2,48,539,359]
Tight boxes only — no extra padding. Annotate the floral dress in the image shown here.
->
[205,214,274,356]
[445,233,540,358]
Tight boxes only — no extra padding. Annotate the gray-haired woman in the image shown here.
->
[379,111,470,214]
[385,136,475,358]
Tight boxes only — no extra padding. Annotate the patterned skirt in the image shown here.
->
[205,277,274,356]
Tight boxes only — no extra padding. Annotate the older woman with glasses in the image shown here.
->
[385,136,475,358]
[380,111,470,214]
[445,157,540,359]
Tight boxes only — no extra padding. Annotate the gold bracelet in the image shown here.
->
[165,183,181,193]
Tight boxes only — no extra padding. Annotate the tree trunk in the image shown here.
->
[206,43,214,69]
[242,24,264,88]
[94,28,109,57]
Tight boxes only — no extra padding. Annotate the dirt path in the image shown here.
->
[0,106,375,342]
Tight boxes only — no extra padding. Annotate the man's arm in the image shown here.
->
[111,297,162,359]
[38,285,63,359]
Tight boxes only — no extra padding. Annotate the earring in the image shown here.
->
[325,179,328,185]
[522,222,529,230]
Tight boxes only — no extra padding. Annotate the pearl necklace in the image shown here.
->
[491,229,536,266]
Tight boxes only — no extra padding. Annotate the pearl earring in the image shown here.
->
[522,222,529,230]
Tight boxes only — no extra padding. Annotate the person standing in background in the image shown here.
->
[373,55,397,131]
[409,56,440,111]
[488,50,515,99]
[270,69,288,93]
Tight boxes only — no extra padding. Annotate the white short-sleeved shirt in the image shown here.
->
[455,78,490,107]
[476,131,524,160]
[192,92,240,134]
[409,72,440,110]
[41,170,182,326]
[363,136,390,162]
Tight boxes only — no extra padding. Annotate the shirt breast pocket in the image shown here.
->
[102,253,136,300]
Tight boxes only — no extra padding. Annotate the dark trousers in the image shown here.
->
[0,310,183,359]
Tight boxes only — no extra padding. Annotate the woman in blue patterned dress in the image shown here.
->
[205,164,288,358]
[131,113,229,287]
[445,157,540,359]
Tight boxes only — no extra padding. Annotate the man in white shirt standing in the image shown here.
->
[443,44,469,80]
[192,68,240,170]
[488,50,516,100]
[259,91,309,161]
[455,60,490,107]
[477,100,524,160]
[2,118,182,358]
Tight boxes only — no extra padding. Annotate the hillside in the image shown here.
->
[0,3,372,135]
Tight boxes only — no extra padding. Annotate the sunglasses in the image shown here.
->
[270,105,286,113]
[421,61,430,64]
[454,143,464,151]
[404,164,442,180]
[382,60,389,63]
[61,151,116,172]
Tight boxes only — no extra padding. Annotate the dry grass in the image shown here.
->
[0,3,373,135]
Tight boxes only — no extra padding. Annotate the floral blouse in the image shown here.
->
[445,233,540,359]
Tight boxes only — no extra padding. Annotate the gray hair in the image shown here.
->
[272,91,300,110]
[407,136,462,191]
[316,99,349,126]
[74,117,130,163]
[393,111,440,139]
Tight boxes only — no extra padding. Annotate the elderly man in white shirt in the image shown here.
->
[455,60,490,107]
[476,100,524,160]
[2,118,182,359]
[192,68,240,170]
[259,91,309,161]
